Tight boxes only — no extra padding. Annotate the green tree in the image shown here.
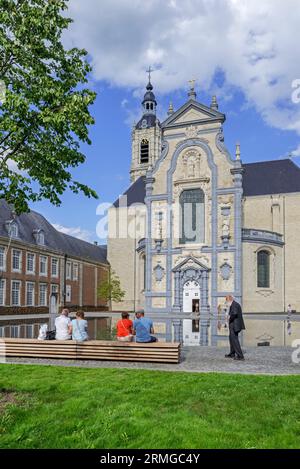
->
[98,270,125,308]
[0,0,97,213]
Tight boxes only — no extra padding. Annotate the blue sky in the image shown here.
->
[30,0,300,243]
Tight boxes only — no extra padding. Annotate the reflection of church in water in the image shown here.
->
[108,76,300,345]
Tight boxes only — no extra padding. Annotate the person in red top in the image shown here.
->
[116,312,133,342]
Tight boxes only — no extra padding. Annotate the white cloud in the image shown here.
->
[290,145,300,158]
[65,0,300,133]
[52,223,94,242]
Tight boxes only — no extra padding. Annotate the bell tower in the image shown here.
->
[130,69,162,182]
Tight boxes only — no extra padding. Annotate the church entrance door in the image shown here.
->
[182,280,200,346]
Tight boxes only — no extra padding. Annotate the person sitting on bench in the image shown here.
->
[55,308,72,340]
[71,311,89,342]
[116,312,134,342]
[133,310,157,343]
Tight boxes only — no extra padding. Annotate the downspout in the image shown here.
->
[283,196,286,313]
[63,254,67,307]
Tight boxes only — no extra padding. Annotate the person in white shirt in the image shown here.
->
[55,308,72,340]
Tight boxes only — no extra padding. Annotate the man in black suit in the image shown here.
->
[225,295,245,361]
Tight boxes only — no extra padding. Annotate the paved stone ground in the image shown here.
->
[3,346,300,375]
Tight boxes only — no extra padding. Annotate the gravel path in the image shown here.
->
[3,346,300,375]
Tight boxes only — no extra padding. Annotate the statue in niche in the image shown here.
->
[187,158,196,178]
[222,218,230,238]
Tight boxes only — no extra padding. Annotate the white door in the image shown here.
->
[183,281,200,346]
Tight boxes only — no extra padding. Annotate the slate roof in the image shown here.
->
[113,176,146,207]
[0,199,108,264]
[136,114,160,130]
[112,160,300,206]
[242,159,300,196]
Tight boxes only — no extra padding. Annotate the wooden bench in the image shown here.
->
[2,339,181,364]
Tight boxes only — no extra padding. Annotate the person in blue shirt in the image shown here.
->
[71,311,89,342]
[133,310,157,343]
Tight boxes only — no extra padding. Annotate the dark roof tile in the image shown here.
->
[113,176,146,207]
[242,159,300,196]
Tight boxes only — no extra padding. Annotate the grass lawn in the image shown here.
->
[0,364,300,449]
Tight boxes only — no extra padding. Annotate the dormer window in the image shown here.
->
[5,220,18,238]
[140,139,149,164]
[33,229,45,246]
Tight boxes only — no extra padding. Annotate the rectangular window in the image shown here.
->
[39,283,47,306]
[140,139,149,164]
[66,261,72,280]
[11,280,21,306]
[66,284,72,303]
[40,255,48,276]
[51,258,59,278]
[73,263,78,281]
[11,325,20,338]
[26,282,35,306]
[26,324,34,339]
[26,253,35,274]
[12,249,22,272]
[0,279,6,306]
[0,246,6,271]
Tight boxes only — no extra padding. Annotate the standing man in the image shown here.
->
[225,295,245,361]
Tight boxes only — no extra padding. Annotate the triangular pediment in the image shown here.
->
[162,99,225,130]
[172,256,210,272]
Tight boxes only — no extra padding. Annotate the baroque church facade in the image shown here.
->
[108,79,300,344]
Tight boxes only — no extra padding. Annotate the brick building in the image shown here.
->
[0,200,109,315]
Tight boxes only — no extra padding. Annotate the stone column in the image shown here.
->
[173,271,181,311]
[172,319,183,344]
[200,270,210,346]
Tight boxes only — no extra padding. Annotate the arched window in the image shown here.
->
[140,139,149,164]
[180,189,205,244]
[257,250,270,288]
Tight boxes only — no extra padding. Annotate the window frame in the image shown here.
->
[179,188,205,245]
[9,222,18,239]
[73,262,78,281]
[257,250,271,289]
[51,257,59,278]
[11,280,21,306]
[66,261,72,280]
[12,249,22,273]
[39,255,48,277]
[140,139,149,164]
[26,281,35,307]
[0,245,6,272]
[39,283,48,306]
[26,252,36,275]
[0,279,6,306]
